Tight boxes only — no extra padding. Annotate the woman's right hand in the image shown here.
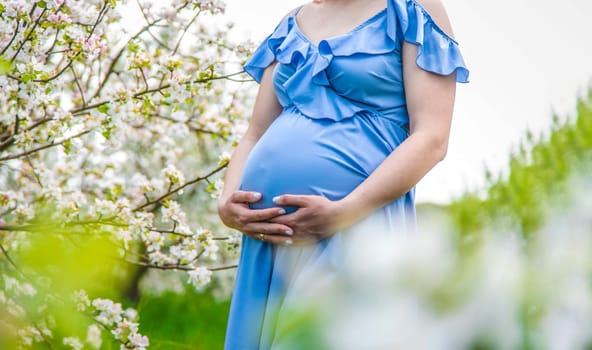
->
[217,191,294,244]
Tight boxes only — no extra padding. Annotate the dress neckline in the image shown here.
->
[291,5,388,48]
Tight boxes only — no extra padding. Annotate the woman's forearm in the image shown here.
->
[220,63,282,202]
[220,136,258,201]
[337,130,447,225]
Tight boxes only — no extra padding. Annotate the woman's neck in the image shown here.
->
[312,0,364,4]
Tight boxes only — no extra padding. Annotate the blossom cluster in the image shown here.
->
[72,291,149,349]
[0,0,254,348]
[277,183,592,349]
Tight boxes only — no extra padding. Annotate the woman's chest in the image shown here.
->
[272,51,405,106]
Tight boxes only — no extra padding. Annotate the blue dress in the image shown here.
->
[225,0,469,348]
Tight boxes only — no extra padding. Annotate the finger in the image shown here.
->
[237,206,287,223]
[269,205,307,223]
[287,235,319,246]
[268,212,298,225]
[231,191,262,204]
[249,233,294,246]
[272,194,310,207]
[243,222,293,236]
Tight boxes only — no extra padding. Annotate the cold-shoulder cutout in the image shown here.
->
[411,0,456,40]
[243,0,469,91]
[388,0,469,82]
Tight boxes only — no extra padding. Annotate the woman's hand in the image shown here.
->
[217,191,294,244]
[270,194,353,245]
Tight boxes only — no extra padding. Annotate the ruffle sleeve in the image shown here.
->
[388,0,470,83]
[241,0,469,123]
[243,15,292,84]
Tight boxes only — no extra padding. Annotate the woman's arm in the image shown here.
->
[334,41,456,222]
[271,0,458,243]
[217,63,294,236]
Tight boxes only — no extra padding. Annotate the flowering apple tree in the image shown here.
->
[0,0,253,348]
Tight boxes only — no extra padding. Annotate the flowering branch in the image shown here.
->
[0,129,92,162]
[10,6,47,61]
[72,71,245,116]
[133,163,227,212]
[0,0,249,347]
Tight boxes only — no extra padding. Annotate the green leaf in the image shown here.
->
[102,127,112,140]
[0,56,13,75]
[97,104,110,114]
[127,41,140,53]
[20,72,36,82]
[62,139,71,155]
[37,1,47,8]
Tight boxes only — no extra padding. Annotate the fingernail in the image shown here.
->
[284,239,293,245]
[272,196,280,203]
[252,193,261,199]
[278,209,286,215]
[285,230,292,236]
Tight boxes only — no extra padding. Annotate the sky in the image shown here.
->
[221,0,592,203]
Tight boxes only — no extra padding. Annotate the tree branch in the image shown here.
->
[11,7,46,61]
[70,65,87,107]
[172,9,201,56]
[72,71,244,116]
[32,2,109,84]
[0,242,27,278]
[0,19,20,56]
[0,116,54,152]
[123,258,237,272]
[133,163,227,212]
[92,16,164,100]
[0,128,92,162]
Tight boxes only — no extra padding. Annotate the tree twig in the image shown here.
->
[70,65,87,107]
[172,9,202,56]
[133,163,226,212]
[11,6,46,61]
[73,71,244,116]
[0,19,20,56]
[0,129,92,162]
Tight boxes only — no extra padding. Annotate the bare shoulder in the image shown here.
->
[413,0,455,39]
[280,5,302,21]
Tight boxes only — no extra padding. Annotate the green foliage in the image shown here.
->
[137,290,230,350]
[0,206,134,348]
[449,89,592,237]
[0,56,13,75]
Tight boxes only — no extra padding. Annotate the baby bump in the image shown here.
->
[240,108,396,211]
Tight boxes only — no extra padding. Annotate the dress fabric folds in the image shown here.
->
[225,0,469,348]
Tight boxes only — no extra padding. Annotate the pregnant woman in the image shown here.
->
[218,0,469,348]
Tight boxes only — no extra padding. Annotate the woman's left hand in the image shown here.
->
[269,194,351,245]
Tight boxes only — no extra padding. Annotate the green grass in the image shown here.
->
[449,89,592,238]
[136,289,231,350]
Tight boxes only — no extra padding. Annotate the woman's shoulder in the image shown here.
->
[408,0,456,40]
[279,5,303,21]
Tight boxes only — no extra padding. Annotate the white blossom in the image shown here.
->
[0,0,249,347]
[148,251,175,266]
[187,267,212,290]
[71,289,91,312]
[170,243,198,264]
[92,298,123,326]
[17,326,43,346]
[145,231,164,252]
[129,333,150,348]
[86,324,102,349]
[161,200,186,223]
[162,164,185,186]
[63,336,84,350]
[14,204,35,223]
